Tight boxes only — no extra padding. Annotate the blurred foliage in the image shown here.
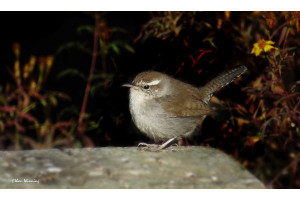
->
[55,13,135,147]
[241,12,300,188]
[135,11,196,42]
[0,43,75,150]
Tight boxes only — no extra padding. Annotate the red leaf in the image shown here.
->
[5,121,15,126]
[249,103,255,114]
[195,52,205,62]
[189,55,196,68]
[198,49,212,53]
[0,106,16,112]
[197,69,203,75]
[30,90,45,99]
[183,40,189,47]
[55,121,73,128]
[17,124,26,132]
[19,112,36,122]
[5,121,26,132]
[176,62,185,74]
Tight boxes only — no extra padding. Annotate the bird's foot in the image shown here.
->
[137,137,178,152]
[137,143,162,152]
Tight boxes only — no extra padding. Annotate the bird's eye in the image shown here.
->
[143,85,150,90]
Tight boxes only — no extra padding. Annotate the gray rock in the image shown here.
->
[0,146,265,188]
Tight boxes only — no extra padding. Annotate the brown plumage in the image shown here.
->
[123,66,247,142]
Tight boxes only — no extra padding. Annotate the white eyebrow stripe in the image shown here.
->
[147,79,161,85]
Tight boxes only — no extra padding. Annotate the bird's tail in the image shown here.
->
[199,66,247,104]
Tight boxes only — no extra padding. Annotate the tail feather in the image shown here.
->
[200,66,247,104]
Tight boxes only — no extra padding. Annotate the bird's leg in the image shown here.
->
[157,137,177,150]
[137,137,178,152]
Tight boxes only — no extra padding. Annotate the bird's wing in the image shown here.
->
[156,94,213,118]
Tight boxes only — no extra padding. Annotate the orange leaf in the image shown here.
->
[236,118,250,127]
[271,84,285,94]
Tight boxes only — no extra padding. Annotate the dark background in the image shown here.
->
[0,11,248,146]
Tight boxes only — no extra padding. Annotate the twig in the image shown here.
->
[267,157,299,188]
[271,21,288,40]
[77,13,99,147]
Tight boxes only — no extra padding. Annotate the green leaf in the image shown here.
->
[90,82,105,96]
[58,105,80,118]
[49,91,72,101]
[99,39,108,55]
[110,43,120,54]
[49,95,58,106]
[108,40,135,54]
[91,73,114,81]
[86,121,100,131]
[77,25,94,34]
[283,47,297,53]
[22,103,36,113]
[57,42,92,54]
[124,44,135,54]
[110,27,128,34]
[40,99,47,107]
[203,37,217,49]
[56,68,86,80]
[204,22,212,29]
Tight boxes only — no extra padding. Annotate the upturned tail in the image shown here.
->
[200,66,247,103]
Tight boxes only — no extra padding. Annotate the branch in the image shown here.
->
[77,13,99,147]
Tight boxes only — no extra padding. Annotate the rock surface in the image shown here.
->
[0,146,265,188]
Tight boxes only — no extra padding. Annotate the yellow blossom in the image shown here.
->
[251,39,278,56]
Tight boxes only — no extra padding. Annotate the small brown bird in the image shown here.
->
[123,66,247,150]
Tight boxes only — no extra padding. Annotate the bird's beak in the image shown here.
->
[122,83,134,88]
